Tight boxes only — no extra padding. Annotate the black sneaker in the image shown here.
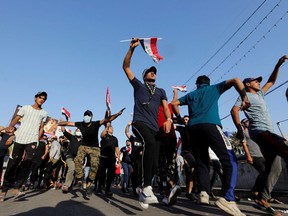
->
[186,192,197,201]
[121,187,129,193]
[105,189,113,196]
[97,188,104,196]
[74,181,82,190]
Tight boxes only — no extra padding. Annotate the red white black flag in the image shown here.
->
[172,85,187,92]
[140,38,164,63]
[61,107,71,121]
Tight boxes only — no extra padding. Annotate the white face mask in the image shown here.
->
[83,115,92,123]
[75,131,82,137]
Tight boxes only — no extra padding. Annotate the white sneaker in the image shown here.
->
[198,191,210,205]
[139,186,159,204]
[167,185,181,205]
[215,197,246,216]
[161,197,169,205]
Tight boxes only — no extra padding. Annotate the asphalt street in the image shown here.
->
[0,187,287,216]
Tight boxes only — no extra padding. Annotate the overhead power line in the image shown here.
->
[182,0,268,86]
[213,4,286,82]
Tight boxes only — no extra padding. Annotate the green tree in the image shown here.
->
[229,132,243,156]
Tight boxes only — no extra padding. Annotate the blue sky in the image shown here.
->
[1,0,288,147]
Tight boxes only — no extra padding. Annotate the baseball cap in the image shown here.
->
[35,91,48,100]
[241,118,248,124]
[243,76,262,84]
[142,66,157,79]
[84,110,93,116]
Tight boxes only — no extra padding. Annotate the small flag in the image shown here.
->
[140,38,164,63]
[105,87,111,119]
[172,85,187,92]
[61,107,71,121]
[106,87,111,111]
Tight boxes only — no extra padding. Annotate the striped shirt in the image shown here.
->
[14,105,48,144]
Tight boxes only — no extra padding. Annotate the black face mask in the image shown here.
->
[145,78,155,83]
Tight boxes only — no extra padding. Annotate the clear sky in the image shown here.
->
[1,0,288,148]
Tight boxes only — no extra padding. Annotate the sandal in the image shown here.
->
[14,191,26,200]
[268,198,284,204]
[0,193,6,202]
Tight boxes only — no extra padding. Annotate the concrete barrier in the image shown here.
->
[212,159,288,191]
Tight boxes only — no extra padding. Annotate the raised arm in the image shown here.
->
[99,108,124,125]
[171,99,182,124]
[58,121,76,127]
[225,78,250,110]
[125,122,132,139]
[262,55,288,93]
[171,89,183,124]
[122,38,140,81]
[100,122,111,138]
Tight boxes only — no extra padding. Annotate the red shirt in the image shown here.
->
[115,163,121,175]
[157,103,176,138]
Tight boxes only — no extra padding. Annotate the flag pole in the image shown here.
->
[120,38,162,42]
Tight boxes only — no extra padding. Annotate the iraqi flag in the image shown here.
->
[61,107,71,121]
[106,87,111,111]
[140,38,164,63]
[172,85,187,92]
[105,87,111,118]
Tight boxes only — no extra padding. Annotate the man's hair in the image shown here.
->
[35,91,48,100]
[84,110,93,116]
[196,75,210,85]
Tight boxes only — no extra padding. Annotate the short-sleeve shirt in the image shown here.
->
[234,90,273,137]
[100,134,118,158]
[129,135,143,161]
[75,121,101,147]
[178,82,227,127]
[120,145,132,163]
[130,77,167,132]
[15,105,48,144]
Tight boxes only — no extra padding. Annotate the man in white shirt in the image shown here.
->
[0,91,48,202]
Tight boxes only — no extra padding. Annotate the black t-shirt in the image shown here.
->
[35,140,47,157]
[130,77,167,132]
[129,135,142,161]
[75,121,101,147]
[120,145,132,163]
[100,134,118,158]
[63,130,82,157]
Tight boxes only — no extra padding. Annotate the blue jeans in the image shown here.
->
[121,162,132,188]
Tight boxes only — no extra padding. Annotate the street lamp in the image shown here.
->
[276,118,288,138]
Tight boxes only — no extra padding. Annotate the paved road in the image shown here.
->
[1,187,287,216]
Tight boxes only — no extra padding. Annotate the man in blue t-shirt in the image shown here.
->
[172,75,249,216]
[122,38,172,205]
[231,55,288,213]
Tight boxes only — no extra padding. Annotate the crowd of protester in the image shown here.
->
[0,38,287,216]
